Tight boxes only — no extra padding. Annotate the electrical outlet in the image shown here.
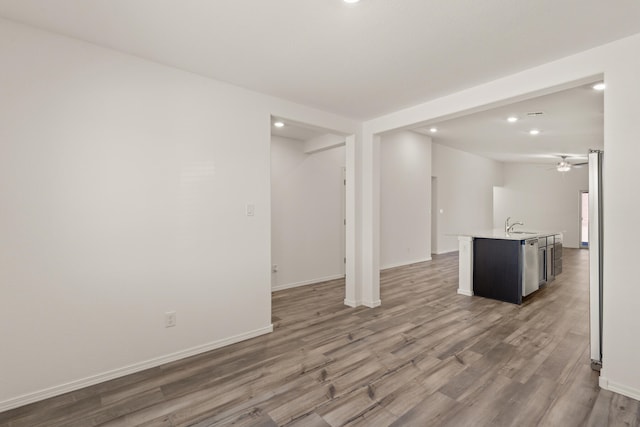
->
[272,264,278,273]
[165,311,176,328]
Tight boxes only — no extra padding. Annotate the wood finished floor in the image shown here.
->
[2,248,639,427]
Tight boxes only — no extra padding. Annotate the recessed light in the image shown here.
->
[529,129,540,135]
[430,127,438,133]
[344,0,360,3]
[507,116,518,123]
[273,121,284,128]
[593,82,606,91]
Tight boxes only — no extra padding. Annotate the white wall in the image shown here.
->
[362,32,640,401]
[600,38,640,400]
[494,163,588,248]
[271,136,345,290]
[379,131,432,269]
[431,143,504,253]
[0,19,358,410]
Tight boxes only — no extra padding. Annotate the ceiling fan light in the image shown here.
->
[557,161,571,172]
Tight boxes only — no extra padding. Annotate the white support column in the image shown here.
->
[344,134,358,307]
[458,236,474,296]
[360,128,381,308]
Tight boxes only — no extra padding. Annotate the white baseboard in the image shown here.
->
[434,249,458,255]
[457,288,473,296]
[599,376,640,401]
[272,274,345,292]
[364,299,382,308]
[380,257,432,271]
[344,299,381,308]
[0,324,273,413]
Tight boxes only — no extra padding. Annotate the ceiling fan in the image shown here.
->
[554,155,588,172]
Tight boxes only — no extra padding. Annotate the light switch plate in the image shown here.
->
[165,311,176,328]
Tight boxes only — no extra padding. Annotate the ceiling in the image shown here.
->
[274,82,605,166]
[0,1,639,120]
[415,82,604,164]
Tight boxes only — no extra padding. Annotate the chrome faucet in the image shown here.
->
[508,222,524,233]
[505,217,524,233]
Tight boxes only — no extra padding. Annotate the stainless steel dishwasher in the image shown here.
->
[522,238,540,297]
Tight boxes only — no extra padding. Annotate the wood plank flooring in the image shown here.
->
[2,248,639,426]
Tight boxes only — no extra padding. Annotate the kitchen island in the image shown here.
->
[457,229,563,304]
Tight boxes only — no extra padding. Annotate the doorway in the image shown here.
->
[367,76,605,391]
[580,190,589,248]
[270,118,349,293]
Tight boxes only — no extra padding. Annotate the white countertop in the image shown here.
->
[458,229,562,241]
